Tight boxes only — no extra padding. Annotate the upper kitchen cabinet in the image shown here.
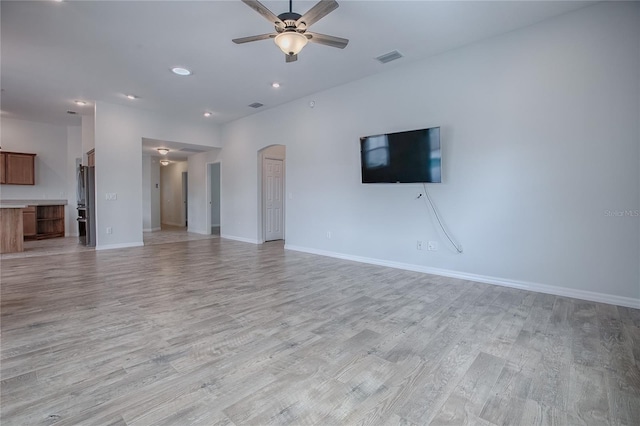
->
[0,151,36,185]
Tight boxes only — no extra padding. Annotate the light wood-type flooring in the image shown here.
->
[1,238,639,425]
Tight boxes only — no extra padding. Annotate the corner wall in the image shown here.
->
[219,2,640,307]
[94,102,221,249]
[187,149,221,235]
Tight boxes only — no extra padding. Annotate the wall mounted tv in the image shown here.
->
[360,126,441,183]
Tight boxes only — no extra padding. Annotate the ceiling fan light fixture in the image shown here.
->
[274,32,308,56]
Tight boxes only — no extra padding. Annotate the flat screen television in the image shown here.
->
[360,126,441,183]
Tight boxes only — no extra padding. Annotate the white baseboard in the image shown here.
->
[221,234,260,244]
[162,221,185,227]
[96,242,144,251]
[143,227,161,232]
[284,244,640,309]
[187,228,210,235]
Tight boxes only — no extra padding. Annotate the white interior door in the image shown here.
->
[264,158,284,241]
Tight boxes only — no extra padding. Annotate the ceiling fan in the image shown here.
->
[233,0,349,63]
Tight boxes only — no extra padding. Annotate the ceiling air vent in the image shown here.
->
[66,110,78,115]
[179,148,207,153]
[248,102,264,109]
[375,50,403,64]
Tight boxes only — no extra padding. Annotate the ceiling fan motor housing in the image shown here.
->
[276,12,303,32]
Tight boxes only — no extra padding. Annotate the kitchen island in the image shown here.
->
[0,204,27,253]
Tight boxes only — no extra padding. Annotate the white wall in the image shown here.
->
[81,114,95,163]
[187,149,221,234]
[161,161,188,227]
[93,101,220,249]
[220,2,640,307]
[66,125,82,235]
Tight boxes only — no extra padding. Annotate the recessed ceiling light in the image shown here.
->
[126,94,138,100]
[75,100,87,106]
[272,82,281,88]
[203,112,212,118]
[171,67,192,76]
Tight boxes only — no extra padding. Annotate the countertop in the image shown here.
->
[0,204,28,209]
[0,199,68,206]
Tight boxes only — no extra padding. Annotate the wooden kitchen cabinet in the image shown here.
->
[22,206,36,238]
[0,152,6,184]
[0,151,36,185]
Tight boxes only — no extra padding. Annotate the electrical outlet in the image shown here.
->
[106,193,117,200]
[417,240,423,250]
[428,241,438,251]
[106,227,113,234]
[326,231,332,239]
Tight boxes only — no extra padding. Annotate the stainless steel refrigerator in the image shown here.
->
[76,165,96,247]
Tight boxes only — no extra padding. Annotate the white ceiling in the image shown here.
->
[1,0,595,127]
[141,137,218,161]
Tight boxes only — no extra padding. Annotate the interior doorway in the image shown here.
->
[264,158,284,241]
[258,145,286,243]
[160,161,188,229]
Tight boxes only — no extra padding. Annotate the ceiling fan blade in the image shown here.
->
[305,32,349,49]
[241,0,285,28]
[285,54,298,63]
[296,0,339,28]
[232,33,277,44]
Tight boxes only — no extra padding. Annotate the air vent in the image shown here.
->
[66,110,78,115]
[248,102,264,109]
[375,50,403,64]
[179,148,207,153]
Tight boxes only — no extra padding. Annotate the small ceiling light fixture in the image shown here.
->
[171,67,192,76]
[274,31,308,57]
[157,148,170,155]
[203,112,212,118]
[160,160,170,166]
[271,82,281,88]
[126,94,138,100]
[75,100,87,106]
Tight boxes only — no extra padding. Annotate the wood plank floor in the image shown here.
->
[1,238,639,425]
